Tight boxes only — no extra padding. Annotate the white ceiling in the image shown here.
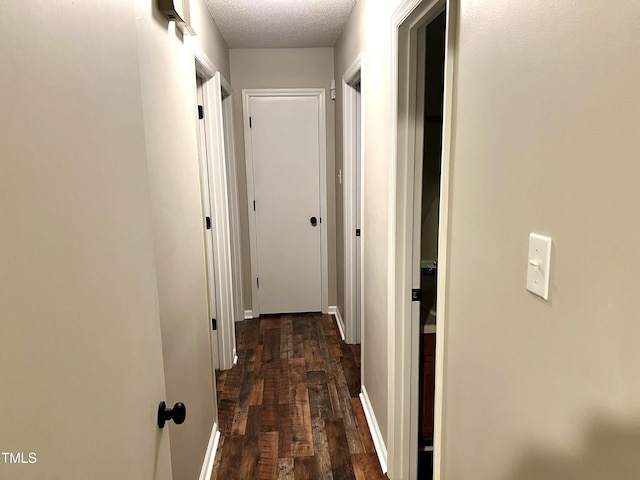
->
[205,0,357,48]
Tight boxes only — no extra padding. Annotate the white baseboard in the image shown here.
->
[360,385,388,474]
[198,423,221,480]
[244,309,254,320]
[328,306,346,341]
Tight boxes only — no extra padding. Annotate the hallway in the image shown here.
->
[211,314,387,479]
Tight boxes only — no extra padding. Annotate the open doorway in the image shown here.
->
[343,55,364,345]
[417,10,446,478]
[390,0,456,478]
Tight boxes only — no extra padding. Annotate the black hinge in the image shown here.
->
[249,116,252,128]
[198,105,204,120]
[212,318,217,331]
[356,228,361,236]
[253,200,256,211]
[205,216,211,230]
[319,217,322,224]
[257,277,259,288]
[412,289,422,302]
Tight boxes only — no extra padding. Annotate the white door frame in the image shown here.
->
[389,1,457,479]
[221,81,245,331]
[242,88,329,317]
[194,47,237,371]
[343,55,364,345]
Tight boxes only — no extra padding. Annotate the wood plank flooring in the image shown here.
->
[212,313,388,480]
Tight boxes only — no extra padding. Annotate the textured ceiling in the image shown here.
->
[205,0,357,48]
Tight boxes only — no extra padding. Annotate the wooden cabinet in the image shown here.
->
[421,333,436,441]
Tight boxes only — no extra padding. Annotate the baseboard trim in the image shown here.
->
[244,310,254,320]
[360,385,388,474]
[198,423,221,480]
[328,306,346,341]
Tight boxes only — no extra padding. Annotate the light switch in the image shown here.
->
[527,233,552,300]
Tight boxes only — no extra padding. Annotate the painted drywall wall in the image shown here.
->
[0,1,172,478]
[229,48,337,311]
[441,1,640,478]
[190,0,230,80]
[334,0,396,453]
[134,0,229,478]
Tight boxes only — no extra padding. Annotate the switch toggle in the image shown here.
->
[527,233,552,300]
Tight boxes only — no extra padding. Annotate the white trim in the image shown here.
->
[359,386,388,474]
[242,88,329,316]
[390,0,454,479]
[193,47,220,79]
[244,310,254,320]
[328,306,346,341]
[221,81,245,333]
[343,54,364,345]
[194,50,237,371]
[194,74,220,372]
[198,424,221,480]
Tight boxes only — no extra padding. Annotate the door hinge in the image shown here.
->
[212,318,217,331]
[198,105,204,120]
[257,277,259,288]
[356,228,361,236]
[319,217,322,224]
[205,216,211,230]
[253,200,256,211]
[249,116,252,128]
[412,289,422,302]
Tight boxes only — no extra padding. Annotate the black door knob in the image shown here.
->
[310,216,318,227]
[157,401,186,429]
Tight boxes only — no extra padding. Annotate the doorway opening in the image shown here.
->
[416,9,446,479]
[390,0,456,478]
[343,55,363,345]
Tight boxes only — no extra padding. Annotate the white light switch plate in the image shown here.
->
[527,233,552,299]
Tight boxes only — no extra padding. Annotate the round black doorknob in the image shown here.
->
[310,216,318,226]
[157,401,187,429]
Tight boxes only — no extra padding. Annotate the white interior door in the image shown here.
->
[247,95,323,314]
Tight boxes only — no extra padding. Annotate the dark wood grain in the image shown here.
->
[294,456,317,479]
[352,453,388,480]
[212,313,388,480]
[326,418,356,480]
[351,398,376,454]
[256,431,278,480]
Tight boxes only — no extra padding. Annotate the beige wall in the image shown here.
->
[443,1,640,478]
[337,0,640,478]
[334,0,396,449]
[229,48,337,311]
[190,0,230,81]
[135,1,229,478]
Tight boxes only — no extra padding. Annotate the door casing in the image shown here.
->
[343,55,365,345]
[195,48,238,371]
[242,88,329,317]
[390,0,457,478]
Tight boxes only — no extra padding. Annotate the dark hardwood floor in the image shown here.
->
[211,313,388,480]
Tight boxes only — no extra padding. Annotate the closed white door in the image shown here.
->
[247,95,322,314]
